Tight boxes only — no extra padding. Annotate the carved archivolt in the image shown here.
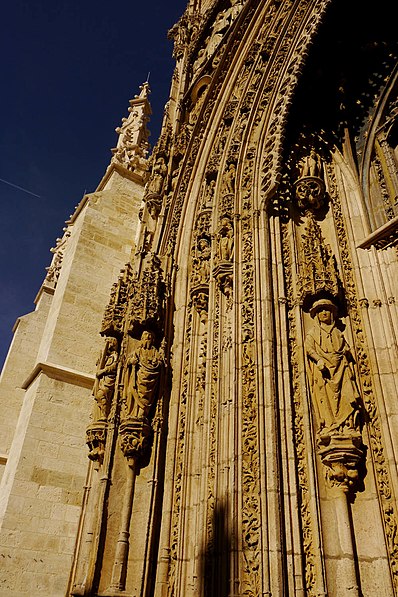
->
[76,2,398,596]
[281,216,319,594]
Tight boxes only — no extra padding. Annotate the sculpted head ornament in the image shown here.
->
[309,298,338,319]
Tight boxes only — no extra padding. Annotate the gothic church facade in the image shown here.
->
[1,1,398,596]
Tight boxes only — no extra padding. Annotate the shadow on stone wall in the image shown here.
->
[199,497,232,597]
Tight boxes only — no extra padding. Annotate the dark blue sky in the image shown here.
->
[0,0,187,367]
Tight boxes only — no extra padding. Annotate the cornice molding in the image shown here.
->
[22,361,95,391]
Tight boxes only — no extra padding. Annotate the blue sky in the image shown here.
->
[0,0,187,367]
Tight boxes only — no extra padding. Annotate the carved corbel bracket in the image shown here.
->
[143,192,162,211]
[318,432,365,492]
[213,262,233,308]
[119,417,152,466]
[190,284,209,324]
[86,421,108,470]
[294,175,326,211]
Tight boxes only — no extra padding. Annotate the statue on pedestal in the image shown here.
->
[305,298,364,489]
[305,299,360,435]
[123,331,165,420]
[92,337,119,423]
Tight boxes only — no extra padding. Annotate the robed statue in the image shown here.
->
[123,331,165,420]
[305,299,361,435]
[92,337,119,422]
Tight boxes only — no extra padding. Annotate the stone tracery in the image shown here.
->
[70,3,398,597]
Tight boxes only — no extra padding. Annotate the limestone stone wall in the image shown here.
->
[0,289,53,484]
[0,172,144,596]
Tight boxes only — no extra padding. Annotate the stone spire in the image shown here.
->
[110,81,151,176]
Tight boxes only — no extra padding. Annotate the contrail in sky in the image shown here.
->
[0,177,41,198]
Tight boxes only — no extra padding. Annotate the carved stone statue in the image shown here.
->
[192,237,211,285]
[218,217,234,261]
[123,331,165,420]
[300,148,322,178]
[193,7,233,74]
[147,156,167,196]
[229,0,243,20]
[207,9,231,57]
[305,299,361,435]
[93,337,119,422]
[223,162,236,195]
[138,196,162,253]
[204,179,216,208]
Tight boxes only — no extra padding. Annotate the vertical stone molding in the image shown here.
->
[1,2,398,597]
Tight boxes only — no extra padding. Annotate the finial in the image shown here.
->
[138,79,151,99]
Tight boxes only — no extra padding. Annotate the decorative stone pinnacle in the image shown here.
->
[137,80,150,100]
[110,82,152,174]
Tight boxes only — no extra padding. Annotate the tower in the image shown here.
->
[1,1,398,596]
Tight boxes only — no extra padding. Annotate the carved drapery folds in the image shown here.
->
[189,0,244,81]
[135,155,168,254]
[191,208,212,323]
[120,331,165,464]
[86,337,119,468]
[122,331,165,421]
[89,252,166,470]
[213,163,235,308]
[81,252,167,594]
[72,2,398,595]
[137,194,162,254]
[213,215,234,308]
[304,298,363,490]
[119,252,166,462]
[297,212,364,492]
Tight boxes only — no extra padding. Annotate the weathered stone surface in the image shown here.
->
[1,2,398,596]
